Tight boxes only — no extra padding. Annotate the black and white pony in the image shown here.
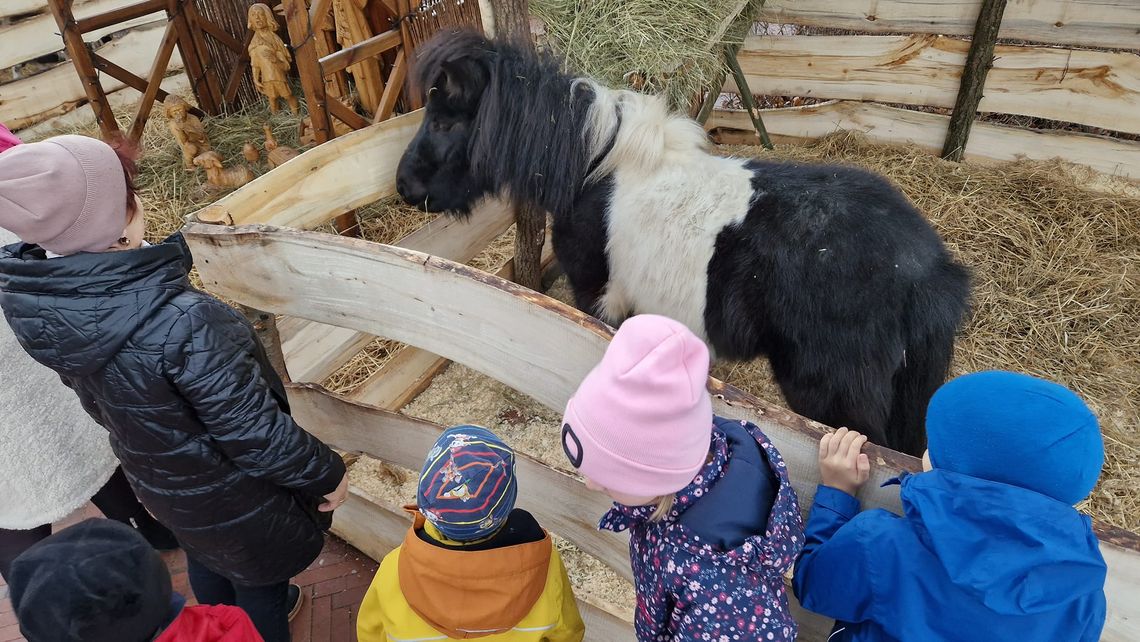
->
[395,30,971,455]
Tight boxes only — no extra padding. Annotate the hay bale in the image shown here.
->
[532,0,766,110]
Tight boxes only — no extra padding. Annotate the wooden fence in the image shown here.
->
[181,110,1140,642]
[705,0,1140,182]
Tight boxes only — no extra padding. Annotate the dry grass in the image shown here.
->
[532,0,765,110]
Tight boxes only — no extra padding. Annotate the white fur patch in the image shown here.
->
[584,86,757,341]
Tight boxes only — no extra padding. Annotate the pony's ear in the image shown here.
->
[437,55,491,113]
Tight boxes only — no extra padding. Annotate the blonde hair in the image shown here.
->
[648,494,676,522]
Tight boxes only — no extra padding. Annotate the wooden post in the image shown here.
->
[47,0,121,140]
[488,0,543,291]
[238,305,292,383]
[724,46,773,150]
[941,0,1009,162]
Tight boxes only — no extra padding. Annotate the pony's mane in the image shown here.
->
[414,31,711,217]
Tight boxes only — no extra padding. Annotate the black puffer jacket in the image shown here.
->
[0,234,345,586]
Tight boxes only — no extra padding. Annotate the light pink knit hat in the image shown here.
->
[0,134,127,255]
[562,314,713,498]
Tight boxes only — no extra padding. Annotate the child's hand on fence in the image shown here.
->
[819,427,871,496]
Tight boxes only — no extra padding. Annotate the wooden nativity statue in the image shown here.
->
[332,0,384,115]
[248,3,300,114]
[163,94,211,171]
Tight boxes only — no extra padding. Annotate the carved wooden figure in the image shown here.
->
[194,151,255,189]
[332,0,385,115]
[248,3,300,114]
[263,125,300,168]
[163,95,211,171]
[243,142,261,163]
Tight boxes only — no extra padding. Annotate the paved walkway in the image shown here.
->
[0,504,379,642]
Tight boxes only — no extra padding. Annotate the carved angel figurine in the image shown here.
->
[163,94,211,171]
[247,3,299,114]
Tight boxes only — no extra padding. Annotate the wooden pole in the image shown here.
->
[724,46,772,150]
[488,0,544,291]
[238,305,292,383]
[48,0,121,140]
[941,0,1009,162]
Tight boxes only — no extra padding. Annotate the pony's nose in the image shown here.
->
[397,176,425,205]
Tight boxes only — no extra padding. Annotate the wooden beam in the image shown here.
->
[278,197,515,383]
[181,222,1140,641]
[942,0,1009,161]
[128,18,178,141]
[74,0,165,33]
[15,72,190,139]
[757,0,1140,51]
[729,34,1140,136]
[326,94,370,131]
[193,10,245,53]
[90,52,202,117]
[349,233,556,410]
[0,0,159,71]
[373,48,407,123]
[318,28,402,77]
[189,110,423,229]
[283,0,332,142]
[170,0,218,114]
[706,101,1140,183]
[47,0,120,139]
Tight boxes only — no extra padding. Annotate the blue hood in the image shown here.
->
[902,469,1106,615]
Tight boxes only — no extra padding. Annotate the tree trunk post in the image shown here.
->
[941,0,1009,162]
[237,305,292,384]
[488,0,544,291]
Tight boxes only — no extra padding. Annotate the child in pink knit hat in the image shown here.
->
[561,314,804,642]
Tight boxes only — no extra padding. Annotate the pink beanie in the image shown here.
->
[0,134,127,255]
[562,314,713,498]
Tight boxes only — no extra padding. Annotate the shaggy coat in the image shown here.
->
[395,31,971,455]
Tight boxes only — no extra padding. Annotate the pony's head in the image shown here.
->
[396,31,496,214]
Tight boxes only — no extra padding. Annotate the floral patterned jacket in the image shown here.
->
[600,417,804,642]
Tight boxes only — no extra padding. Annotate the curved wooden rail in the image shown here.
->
[181,223,1140,641]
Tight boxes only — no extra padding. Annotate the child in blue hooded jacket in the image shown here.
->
[793,370,1108,642]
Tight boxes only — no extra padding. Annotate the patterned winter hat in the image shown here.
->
[417,425,517,541]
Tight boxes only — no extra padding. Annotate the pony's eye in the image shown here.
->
[429,120,453,133]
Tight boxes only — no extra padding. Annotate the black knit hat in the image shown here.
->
[8,518,173,642]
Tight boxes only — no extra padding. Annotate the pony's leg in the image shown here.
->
[552,184,613,320]
[767,346,894,448]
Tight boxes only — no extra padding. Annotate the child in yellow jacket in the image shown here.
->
[357,425,585,642]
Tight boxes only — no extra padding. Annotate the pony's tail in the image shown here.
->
[886,259,972,456]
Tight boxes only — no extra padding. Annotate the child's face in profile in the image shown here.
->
[922,450,933,472]
[108,197,146,252]
[584,477,657,507]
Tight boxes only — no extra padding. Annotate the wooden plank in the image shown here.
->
[47,0,119,139]
[0,22,183,131]
[350,348,450,410]
[318,27,401,77]
[91,51,195,111]
[707,101,1140,183]
[128,19,178,140]
[373,47,405,124]
[283,0,331,142]
[1,0,98,21]
[190,110,423,229]
[349,235,556,410]
[278,197,515,382]
[326,93,370,131]
[757,0,1140,51]
[331,484,635,642]
[15,71,189,139]
[0,0,163,71]
[730,34,1140,135]
[75,0,165,33]
[182,223,1140,641]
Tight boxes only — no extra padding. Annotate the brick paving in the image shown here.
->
[0,504,380,642]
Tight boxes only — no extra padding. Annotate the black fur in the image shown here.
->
[397,31,972,455]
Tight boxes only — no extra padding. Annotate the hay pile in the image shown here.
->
[532,0,765,110]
